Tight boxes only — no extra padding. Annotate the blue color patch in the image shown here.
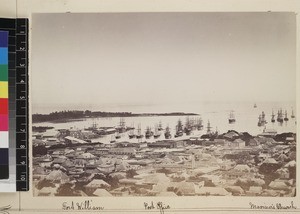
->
[0,31,8,48]
[0,48,8,64]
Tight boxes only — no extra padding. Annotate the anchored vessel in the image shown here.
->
[291,108,295,119]
[271,110,275,123]
[110,135,116,143]
[136,124,144,139]
[164,126,172,139]
[145,126,153,139]
[258,111,267,127]
[128,129,136,139]
[228,111,236,124]
[277,109,284,123]
[175,119,184,138]
[206,120,212,135]
[158,121,163,131]
[153,125,161,139]
[184,117,192,135]
[116,118,126,133]
[284,110,289,121]
[196,117,203,130]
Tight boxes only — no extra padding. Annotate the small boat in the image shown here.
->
[115,133,121,139]
[164,126,172,139]
[254,103,257,108]
[228,111,236,124]
[284,110,289,121]
[110,136,116,143]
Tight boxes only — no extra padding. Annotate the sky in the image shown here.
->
[31,12,296,113]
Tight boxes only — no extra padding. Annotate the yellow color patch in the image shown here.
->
[0,81,8,98]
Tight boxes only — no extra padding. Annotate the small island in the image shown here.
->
[32,110,199,123]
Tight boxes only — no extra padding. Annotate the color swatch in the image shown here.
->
[0,31,9,179]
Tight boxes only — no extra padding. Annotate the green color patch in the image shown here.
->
[0,64,8,81]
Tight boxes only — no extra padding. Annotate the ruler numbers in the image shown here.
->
[15,18,28,191]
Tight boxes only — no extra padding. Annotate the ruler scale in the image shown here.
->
[15,19,29,191]
[0,18,29,191]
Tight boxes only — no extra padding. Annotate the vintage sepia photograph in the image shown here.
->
[31,12,296,197]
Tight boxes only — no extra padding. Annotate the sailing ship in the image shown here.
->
[145,126,153,139]
[158,121,163,131]
[153,125,161,139]
[136,124,144,139]
[291,108,295,119]
[277,109,284,123]
[262,111,267,124]
[271,110,275,123]
[84,121,98,131]
[258,111,267,127]
[284,110,289,121]
[206,120,212,135]
[128,129,136,139]
[164,126,172,139]
[228,111,236,124]
[84,121,105,136]
[116,118,126,133]
[175,119,184,138]
[196,117,203,130]
[184,117,192,135]
[258,114,263,127]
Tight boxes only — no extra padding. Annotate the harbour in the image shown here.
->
[32,102,297,145]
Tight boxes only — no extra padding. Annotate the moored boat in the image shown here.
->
[291,108,295,119]
[145,126,153,139]
[175,119,184,138]
[284,110,289,121]
[228,111,236,124]
[164,126,172,139]
[153,125,161,139]
[136,124,144,139]
[271,110,275,123]
[277,109,284,123]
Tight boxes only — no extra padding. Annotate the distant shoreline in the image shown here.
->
[32,110,199,123]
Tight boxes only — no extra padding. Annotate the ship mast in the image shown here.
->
[206,120,212,134]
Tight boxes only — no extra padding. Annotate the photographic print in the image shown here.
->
[31,12,296,197]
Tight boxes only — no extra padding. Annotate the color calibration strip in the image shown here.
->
[0,18,17,192]
[0,31,9,180]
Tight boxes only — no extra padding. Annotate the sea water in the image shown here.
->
[32,101,297,144]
